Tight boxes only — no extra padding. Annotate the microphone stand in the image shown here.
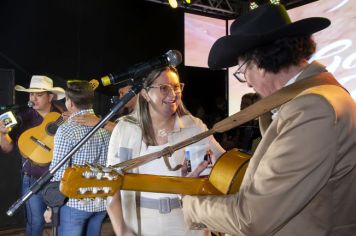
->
[7,79,144,217]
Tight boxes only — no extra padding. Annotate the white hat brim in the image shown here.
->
[15,85,65,100]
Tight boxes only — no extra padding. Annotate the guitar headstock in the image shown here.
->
[60,164,123,199]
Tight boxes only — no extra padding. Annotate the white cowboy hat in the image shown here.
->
[15,75,65,100]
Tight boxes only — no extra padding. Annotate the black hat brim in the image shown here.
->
[208,17,331,69]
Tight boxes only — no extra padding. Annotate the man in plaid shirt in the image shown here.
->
[48,80,111,236]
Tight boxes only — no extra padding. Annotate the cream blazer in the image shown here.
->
[107,113,225,233]
[183,62,356,236]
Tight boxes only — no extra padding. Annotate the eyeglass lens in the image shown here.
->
[159,83,184,96]
[234,60,248,82]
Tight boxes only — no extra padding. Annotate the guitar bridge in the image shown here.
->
[30,136,51,151]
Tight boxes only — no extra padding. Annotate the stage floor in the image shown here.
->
[0,218,115,236]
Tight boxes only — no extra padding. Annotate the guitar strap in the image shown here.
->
[211,71,343,134]
[113,72,343,171]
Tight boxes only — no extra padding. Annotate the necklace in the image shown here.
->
[157,129,168,138]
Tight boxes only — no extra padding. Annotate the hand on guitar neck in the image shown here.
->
[181,159,210,178]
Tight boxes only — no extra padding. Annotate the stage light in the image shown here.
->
[168,0,178,8]
[168,0,192,8]
[249,2,259,9]
[249,0,280,9]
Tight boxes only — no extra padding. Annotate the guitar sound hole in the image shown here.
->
[47,123,59,136]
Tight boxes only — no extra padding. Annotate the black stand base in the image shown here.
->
[42,182,68,236]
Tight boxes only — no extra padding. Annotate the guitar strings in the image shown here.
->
[54,116,65,126]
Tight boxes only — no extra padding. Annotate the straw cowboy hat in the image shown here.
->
[208,4,331,69]
[15,75,65,100]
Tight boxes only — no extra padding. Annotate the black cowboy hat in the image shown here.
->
[208,4,330,69]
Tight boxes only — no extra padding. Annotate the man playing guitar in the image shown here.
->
[0,75,65,236]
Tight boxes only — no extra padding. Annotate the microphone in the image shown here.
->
[115,78,135,88]
[110,96,120,105]
[0,101,34,112]
[101,50,182,86]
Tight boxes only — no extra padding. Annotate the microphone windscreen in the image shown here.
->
[166,50,182,67]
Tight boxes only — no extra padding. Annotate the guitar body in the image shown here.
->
[18,112,61,165]
[60,149,251,198]
[209,149,251,194]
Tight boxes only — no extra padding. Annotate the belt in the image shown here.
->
[23,172,39,179]
[140,197,181,214]
[23,172,32,177]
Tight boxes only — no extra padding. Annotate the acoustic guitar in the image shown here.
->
[60,76,337,198]
[17,79,100,165]
[18,112,63,165]
[60,149,251,198]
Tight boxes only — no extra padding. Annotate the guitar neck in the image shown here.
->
[60,150,249,199]
[60,171,223,199]
[121,174,222,195]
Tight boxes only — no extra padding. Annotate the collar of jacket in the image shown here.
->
[296,61,328,82]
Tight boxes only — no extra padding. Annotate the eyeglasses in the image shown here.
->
[233,60,249,83]
[148,83,185,96]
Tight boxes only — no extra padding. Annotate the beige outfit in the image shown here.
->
[107,113,225,235]
[183,62,356,236]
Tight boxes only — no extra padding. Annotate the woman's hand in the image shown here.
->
[107,191,137,236]
[181,160,209,178]
[44,208,52,223]
[0,120,9,134]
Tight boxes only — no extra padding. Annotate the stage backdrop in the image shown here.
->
[228,0,356,114]
[184,0,356,115]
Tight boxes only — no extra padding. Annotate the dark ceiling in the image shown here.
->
[0,0,227,118]
[143,0,318,19]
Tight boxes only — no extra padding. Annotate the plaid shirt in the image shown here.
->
[50,109,111,212]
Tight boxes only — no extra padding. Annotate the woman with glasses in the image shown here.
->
[106,66,225,236]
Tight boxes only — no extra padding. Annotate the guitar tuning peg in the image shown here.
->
[106,174,115,181]
[96,172,103,180]
[79,187,88,195]
[115,167,125,176]
[83,171,93,179]
[88,164,99,172]
[101,166,112,173]
[92,187,99,194]
[103,187,111,194]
